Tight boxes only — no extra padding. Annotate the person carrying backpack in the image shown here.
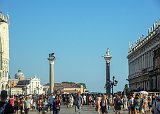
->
[0,90,14,114]
[100,95,108,114]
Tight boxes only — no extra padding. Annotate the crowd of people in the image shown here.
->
[0,90,61,114]
[94,93,160,114]
[0,90,160,114]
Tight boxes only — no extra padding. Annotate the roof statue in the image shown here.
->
[128,41,131,52]
[128,19,160,54]
[106,48,111,57]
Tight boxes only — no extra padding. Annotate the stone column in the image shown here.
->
[103,48,112,96]
[48,53,55,94]
[144,81,146,90]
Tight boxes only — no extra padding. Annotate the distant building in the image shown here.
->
[127,20,160,92]
[8,70,25,88]
[43,82,86,94]
[9,70,43,95]
[0,11,9,91]
[16,76,43,95]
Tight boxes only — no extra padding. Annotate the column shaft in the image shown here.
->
[50,62,54,93]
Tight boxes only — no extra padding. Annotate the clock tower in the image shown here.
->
[0,11,9,91]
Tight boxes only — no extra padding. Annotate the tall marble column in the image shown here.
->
[48,53,55,94]
[103,48,112,96]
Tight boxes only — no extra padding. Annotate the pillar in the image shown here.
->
[48,53,55,94]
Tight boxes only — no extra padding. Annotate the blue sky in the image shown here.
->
[0,0,160,92]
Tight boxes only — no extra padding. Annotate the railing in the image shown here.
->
[128,67,154,80]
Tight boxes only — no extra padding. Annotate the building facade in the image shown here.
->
[16,76,43,95]
[0,11,9,91]
[128,20,160,92]
[9,70,44,95]
[43,82,86,94]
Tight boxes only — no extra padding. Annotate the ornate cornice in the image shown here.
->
[128,20,160,56]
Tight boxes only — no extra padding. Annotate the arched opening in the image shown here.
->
[0,35,3,70]
[5,84,8,89]
[2,84,4,90]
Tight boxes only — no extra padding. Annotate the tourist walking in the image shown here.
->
[83,94,86,105]
[69,95,74,107]
[14,96,19,114]
[37,97,43,113]
[42,97,49,112]
[53,95,61,114]
[100,95,108,114]
[96,96,101,114]
[148,96,152,113]
[19,97,25,114]
[128,94,134,114]
[24,96,31,114]
[143,95,149,114]
[123,95,128,110]
[9,95,15,108]
[88,95,92,108]
[134,94,144,114]
[114,95,123,114]
[0,90,14,114]
[74,92,82,114]
[66,94,70,108]
[107,95,111,110]
[49,93,55,112]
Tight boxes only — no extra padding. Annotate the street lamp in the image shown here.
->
[110,76,118,97]
[106,76,118,103]
[103,48,112,96]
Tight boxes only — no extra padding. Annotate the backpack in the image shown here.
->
[0,102,8,114]
[100,99,107,107]
[25,100,30,109]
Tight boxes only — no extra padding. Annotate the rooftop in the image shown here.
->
[128,19,160,55]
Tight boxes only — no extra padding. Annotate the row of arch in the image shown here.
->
[0,84,8,90]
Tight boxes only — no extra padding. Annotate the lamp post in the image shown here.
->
[103,48,112,96]
[111,76,118,97]
[107,76,118,103]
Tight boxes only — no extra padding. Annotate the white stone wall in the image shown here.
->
[10,87,23,95]
[128,23,160,91]
[0,14,9,91]
[26,76,43,95]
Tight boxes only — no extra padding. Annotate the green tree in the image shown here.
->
[78,83,87,89]
[62,82,75,84]
[124,84,130,96]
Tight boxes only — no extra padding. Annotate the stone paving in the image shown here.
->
[27,105,129,114]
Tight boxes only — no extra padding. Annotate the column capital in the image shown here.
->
[49,60,55,64]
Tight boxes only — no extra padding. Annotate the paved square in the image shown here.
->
[28,105,129,114]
